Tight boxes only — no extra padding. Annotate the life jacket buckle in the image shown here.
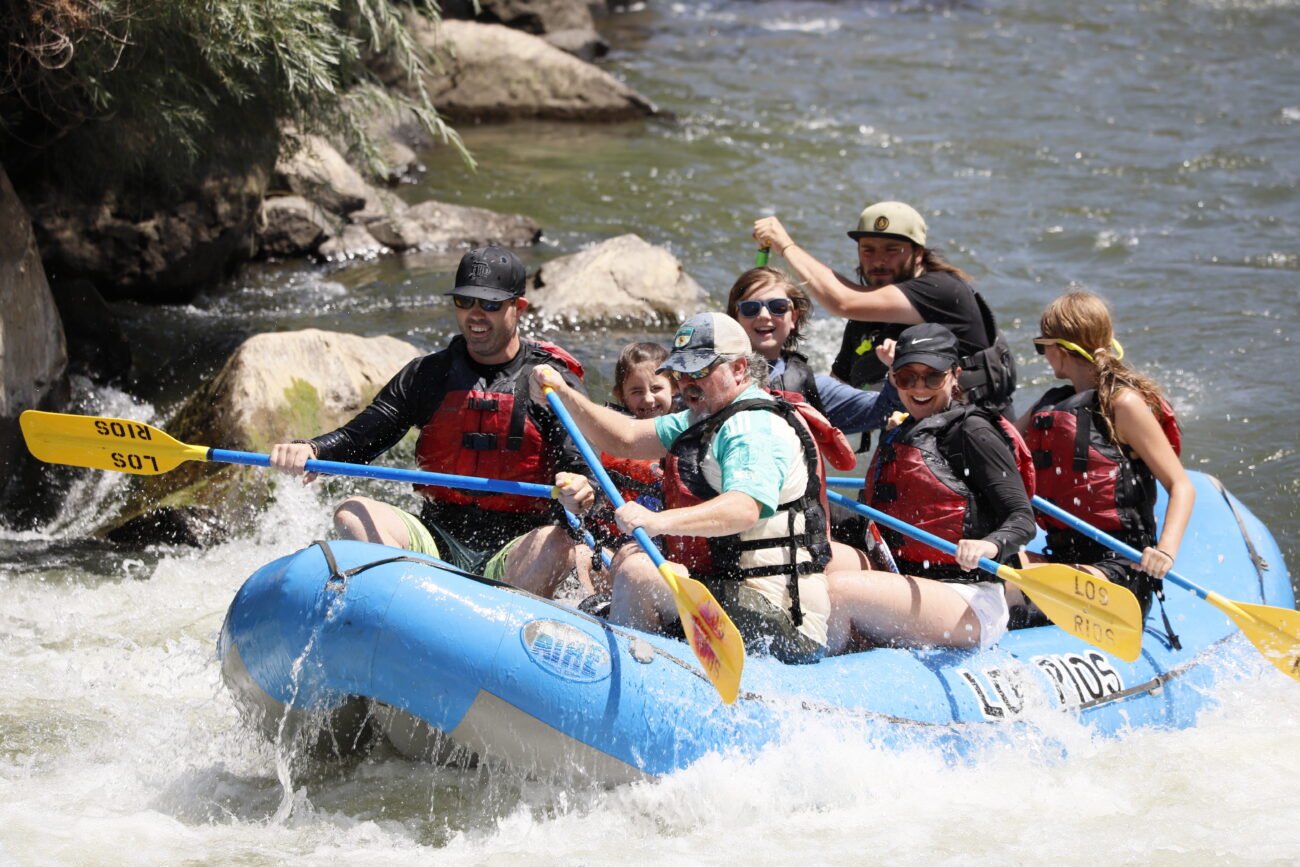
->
[462,432,498,450]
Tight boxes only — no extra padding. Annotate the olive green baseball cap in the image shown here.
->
[847,201,928,246]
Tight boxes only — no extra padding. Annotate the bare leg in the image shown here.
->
[333,497,412,548]
[503,525,577,598]
[828,539,871,573]
[826,570,984,654]
[608,545,677,632]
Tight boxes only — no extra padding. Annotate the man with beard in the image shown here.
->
[269,246,593,597]
[752,201,1016,417]
[531,313,833,664]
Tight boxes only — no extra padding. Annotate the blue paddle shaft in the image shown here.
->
[542,390,669,570]
[827,489,1004,576]
[1031,494,1206,602]
[207,448,555,499]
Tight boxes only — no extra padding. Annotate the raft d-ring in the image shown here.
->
[628,637,655,664]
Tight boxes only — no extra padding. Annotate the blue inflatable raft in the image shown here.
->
[218,471,1294,783]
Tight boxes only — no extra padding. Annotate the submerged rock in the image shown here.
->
[527,234,707,328]
[104,329,421,545]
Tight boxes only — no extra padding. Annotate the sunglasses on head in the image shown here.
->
[1033,336,1124,362]
[453,295,506,313]
[891,368,952,390]
[736,298,793,318]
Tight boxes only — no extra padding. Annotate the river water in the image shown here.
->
[3,0,1299,862]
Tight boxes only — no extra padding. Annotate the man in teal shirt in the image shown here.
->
[533,312,832,663]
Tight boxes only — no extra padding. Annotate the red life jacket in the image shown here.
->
[662,396,832,624]
[587,452,664,542]
[1028,385,1180,550]
[414,339,584,514]
[864,403,1035,577]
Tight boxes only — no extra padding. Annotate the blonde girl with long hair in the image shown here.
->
[1017,290,1194,619]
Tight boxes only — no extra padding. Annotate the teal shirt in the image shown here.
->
[654,386,796,519]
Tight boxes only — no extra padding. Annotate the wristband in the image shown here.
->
[1155,548,1174,562]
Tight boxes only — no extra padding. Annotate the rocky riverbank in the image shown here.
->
[1,0,713,542]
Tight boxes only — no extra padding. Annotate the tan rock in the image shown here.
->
[527,234,707,328]
[411,19,658,122]
[105,329,422,545]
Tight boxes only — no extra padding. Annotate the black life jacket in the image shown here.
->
[1028,386,1181,560]
[767,352,827,416]
[956,291,1018,415]
[414,339,584,514]
[662,397,833,624]
[863,403,1035,581]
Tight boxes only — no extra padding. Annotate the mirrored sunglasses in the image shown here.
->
[667,362,719,382]
[453,296,505,313]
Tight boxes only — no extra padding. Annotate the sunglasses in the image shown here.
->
[1032,336,1125,362]
[736,298,793,318]
[892,368,952,390]
[666,361,721,382]
[453,296,506,313]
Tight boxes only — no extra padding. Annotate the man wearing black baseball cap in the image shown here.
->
[270,246,594,594]
[751,202,1017,418]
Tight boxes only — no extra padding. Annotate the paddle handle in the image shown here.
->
[1032,495,1204,602]
[828,490,1004,577]
[755,247,770,267]
[541,389,670,573]
[208,448,556,500]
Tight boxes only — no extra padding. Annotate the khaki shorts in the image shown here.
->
[388,503,520,582]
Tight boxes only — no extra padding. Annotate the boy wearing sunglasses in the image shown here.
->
[270,246,593,595]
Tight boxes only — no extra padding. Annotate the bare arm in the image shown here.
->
[752,216,923,323]
[616,491,762,539]
[531,364,667,460]
[1112,390,1195,578]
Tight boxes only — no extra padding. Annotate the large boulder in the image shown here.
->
[366,200,541,252]
[405,19,658,122]
[28,163,270,304]
[104,329,422,545]
[0,164,68,511]
[527,234,707,328]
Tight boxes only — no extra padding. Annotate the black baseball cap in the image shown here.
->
[447,246,527,302]
[892,323,961,371]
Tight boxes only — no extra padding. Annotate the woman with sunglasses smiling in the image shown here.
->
[1013,291,1192,625]
[826,323,1036,653]
[726,267,890,437]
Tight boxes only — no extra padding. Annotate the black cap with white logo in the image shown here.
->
[447,246,527,302]
[892,323,961,371]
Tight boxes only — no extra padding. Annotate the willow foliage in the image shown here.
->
[1,0,471,194]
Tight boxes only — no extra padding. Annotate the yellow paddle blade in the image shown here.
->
[19,410,207,475]
[1207,592,1300,682]
[659,563,745,704]
[1002,563,1144,662]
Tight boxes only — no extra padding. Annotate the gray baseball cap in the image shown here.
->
[659,312,752,375]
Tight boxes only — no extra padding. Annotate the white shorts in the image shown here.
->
[945,581,1010,650]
